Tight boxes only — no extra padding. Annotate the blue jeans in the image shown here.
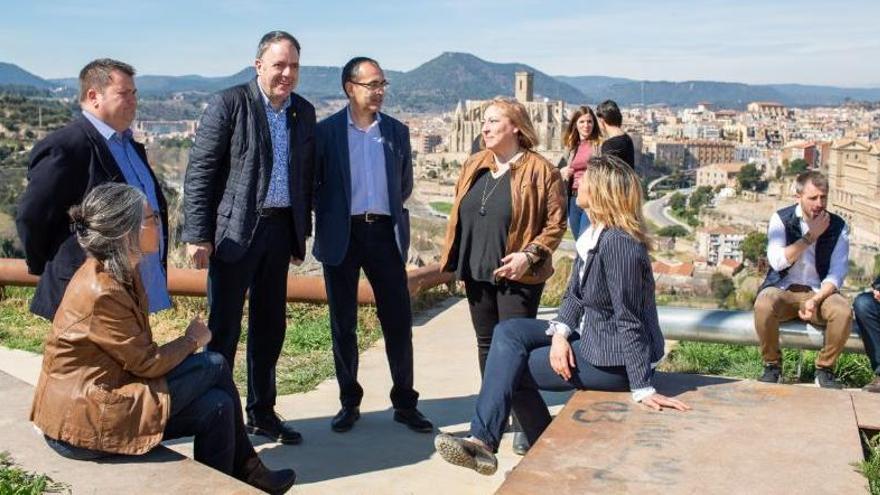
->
[470,318,629,451]
[854,292,880,375]
[46,352,255,476]
[567,195,590,238]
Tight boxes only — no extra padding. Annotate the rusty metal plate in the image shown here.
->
[498,374,866,495]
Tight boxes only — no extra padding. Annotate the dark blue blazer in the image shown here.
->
[15,116,168,320]
[556,228,664,389]
[312,108,413,266]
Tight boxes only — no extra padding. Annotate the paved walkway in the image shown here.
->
[0,298,569,494]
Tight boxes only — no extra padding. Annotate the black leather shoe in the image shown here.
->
[393,408,433,433]
[246,411,303,445]
[238,456,296,495]
[331,406,360,432]
[512,431,530,456]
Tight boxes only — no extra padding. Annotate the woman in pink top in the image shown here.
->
[559,106,600,236]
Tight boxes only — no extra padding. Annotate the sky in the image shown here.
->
[2,0,879,87]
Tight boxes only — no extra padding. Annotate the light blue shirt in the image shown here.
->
[82,111,172,313]
[347,107,390,215]
[258,87,291,208]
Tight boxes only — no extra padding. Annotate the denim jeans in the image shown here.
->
[567,195,590,238]
[470,318,629,451]
[854,292,880,375]
[46,352,255,477]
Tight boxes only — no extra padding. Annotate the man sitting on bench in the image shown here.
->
[753,171,851,388]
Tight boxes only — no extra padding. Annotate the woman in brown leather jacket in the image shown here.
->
[439,97,566,453]
[29,183,295,494]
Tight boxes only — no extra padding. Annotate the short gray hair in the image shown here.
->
[78,58,136,102]
[256,30,301,59]
[69,183,146,286]
[795,170,828,194]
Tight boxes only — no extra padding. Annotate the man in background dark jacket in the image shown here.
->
[16,58,169,320]
[182,31,315,445]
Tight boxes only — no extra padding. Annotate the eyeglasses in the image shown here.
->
[141,212,160,228]
[349,80,389,92]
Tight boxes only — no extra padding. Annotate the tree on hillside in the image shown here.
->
[657,225,689,238]
[737,163,766,192]
[711,272,736,305]
[787,158,809,175]
[689,186,715,210]
[668,192,687,212]
[741,231,768,265]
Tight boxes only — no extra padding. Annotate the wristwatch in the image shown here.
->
[800,232,815,244]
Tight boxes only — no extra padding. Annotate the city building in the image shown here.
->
[696,162,746,189]
[782,141,818,168]
[827,139,880,248]
[683,139,736,170]
[448,72,567,153]
[696,226,747,265]
[747,101,788,118]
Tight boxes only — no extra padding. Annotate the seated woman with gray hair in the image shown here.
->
[29,183,295,494]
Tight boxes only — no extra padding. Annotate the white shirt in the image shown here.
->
[766,204,849,291]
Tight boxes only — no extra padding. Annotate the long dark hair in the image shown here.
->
[564,105,600,153]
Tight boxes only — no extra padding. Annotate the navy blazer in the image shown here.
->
[556,228,664,389]
[182,78,316,262]
[312,108,413,266]
[16,116,168,320]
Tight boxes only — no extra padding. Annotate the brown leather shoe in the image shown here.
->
[238,456,296,494]
[863,376,880,393]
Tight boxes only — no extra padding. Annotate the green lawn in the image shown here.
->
[429,201,453,215]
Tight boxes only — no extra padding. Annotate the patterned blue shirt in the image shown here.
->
[259,87,291,208]
[82,111,172,313]
[347,107,390,216]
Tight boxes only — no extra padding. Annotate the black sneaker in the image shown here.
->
[814,367,843,389]
[247,411,303,445]
[758,364,782,384]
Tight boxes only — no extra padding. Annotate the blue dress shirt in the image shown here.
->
[258,88,291,208]
[347,107,390,216]
[82,111,172,313]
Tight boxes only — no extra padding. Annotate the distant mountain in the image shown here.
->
[0,62,53,89]
[5,57,880,110]
[388,52,586,111]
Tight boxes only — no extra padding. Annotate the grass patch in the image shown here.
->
[540,256,573,307]
[429,201,452,215]
[660,341,874,388]
[1,284,455,396]
[0,451,69,494]
[859,433,880,494]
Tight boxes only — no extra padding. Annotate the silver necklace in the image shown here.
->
[479,171,505,216]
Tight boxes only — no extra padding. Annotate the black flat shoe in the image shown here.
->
[393,408,434,433]
[239,457,296,495]
[246,411,303,445]
[512,431,530,456]
[331,406,361,432]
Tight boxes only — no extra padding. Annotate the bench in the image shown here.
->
[497,373,879,494]
[0,371,259,494]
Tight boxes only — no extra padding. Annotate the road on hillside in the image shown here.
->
[643,192,693,232]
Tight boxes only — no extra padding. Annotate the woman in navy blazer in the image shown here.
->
[435,155,689,475]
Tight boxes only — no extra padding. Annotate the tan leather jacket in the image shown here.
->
[30,258,196,455]
[440,149,566,285]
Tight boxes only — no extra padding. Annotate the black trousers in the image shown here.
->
[463,278,545,375]
[323,217,419,409]
[207,213,292,415]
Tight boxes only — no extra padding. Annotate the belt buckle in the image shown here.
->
[364,212,376,223]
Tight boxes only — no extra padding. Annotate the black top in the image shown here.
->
[601,134,635,167]
[455,169,512,283]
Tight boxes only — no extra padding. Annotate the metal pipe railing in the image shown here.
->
[658,306,864,353]
[0,258,453,305]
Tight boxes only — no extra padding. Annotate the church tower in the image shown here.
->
[514,71,533,103]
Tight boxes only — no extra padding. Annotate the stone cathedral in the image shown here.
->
[448,71,568,154]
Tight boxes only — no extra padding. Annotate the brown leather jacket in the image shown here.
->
[30,258,196,455]
[440,149,566,285]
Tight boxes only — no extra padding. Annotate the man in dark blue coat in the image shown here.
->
[182,31,315,445]
[313,57,432,433]
[16,59,169,321]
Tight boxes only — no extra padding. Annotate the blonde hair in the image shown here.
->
[581,155,652,250]
[481,97,539,150]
